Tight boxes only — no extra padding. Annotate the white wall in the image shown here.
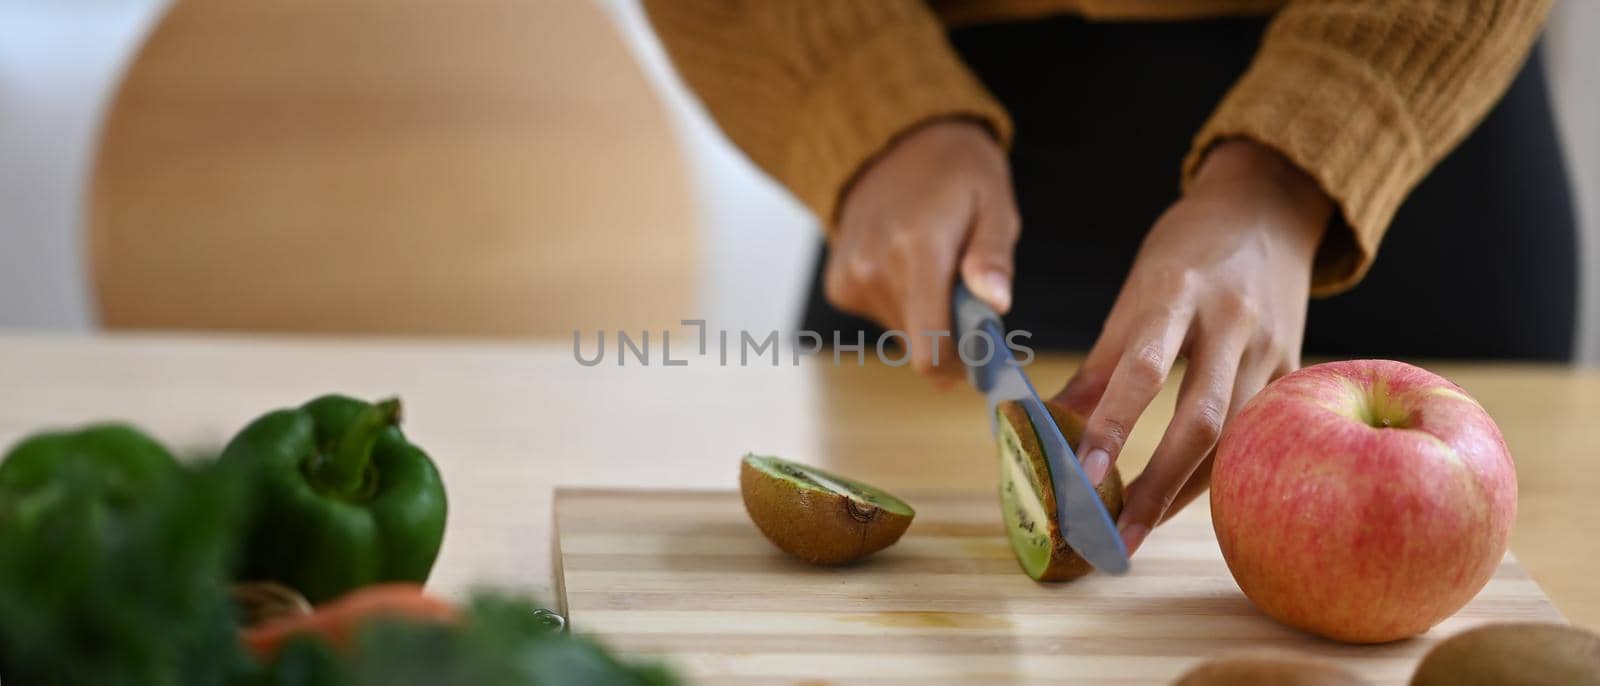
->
[0,0,169,331]
[1,0,1596,360]
[599,0,817,336]
[1547,0,1600,362]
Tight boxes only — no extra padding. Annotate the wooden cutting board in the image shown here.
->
[553,489,1562,685]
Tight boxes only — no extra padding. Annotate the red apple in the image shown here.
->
[1210,359,1516,643]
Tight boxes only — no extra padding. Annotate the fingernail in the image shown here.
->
[982,272,1012,312]
[1082,448,1110,485]
[1119,522,1150,556]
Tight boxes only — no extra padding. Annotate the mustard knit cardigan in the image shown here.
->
[644,0,1552,295]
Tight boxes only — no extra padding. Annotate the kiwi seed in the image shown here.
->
[996,399,1124,581]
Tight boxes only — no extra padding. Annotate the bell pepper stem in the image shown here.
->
[320,398,401,494]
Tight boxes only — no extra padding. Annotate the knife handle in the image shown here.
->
[952,282,1002,341]
[952,282,1010,389]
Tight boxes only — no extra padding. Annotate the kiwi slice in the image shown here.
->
[1410,622,1600,686]
[997,399,1124,581]
[739,454,915,565]
[1175,656,1367,685]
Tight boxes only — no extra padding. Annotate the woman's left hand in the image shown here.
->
[1051,139,1334,555]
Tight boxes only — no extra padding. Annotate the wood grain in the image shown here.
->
[0,334,1595,636]
[555,489,1562,685]
[90,0,696,336]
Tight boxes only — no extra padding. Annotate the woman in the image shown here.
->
[644,1,1572,554]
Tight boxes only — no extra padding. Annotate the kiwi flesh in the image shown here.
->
[739,454,915,565]
[1410,622,1600,686]
[1175,656,1367,685]
[997,399,1124,581]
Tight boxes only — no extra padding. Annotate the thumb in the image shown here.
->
[959,201,1020,314]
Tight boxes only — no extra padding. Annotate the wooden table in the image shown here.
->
[0,333,1594,629]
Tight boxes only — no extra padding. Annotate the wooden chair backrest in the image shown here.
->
[91,0,697,337]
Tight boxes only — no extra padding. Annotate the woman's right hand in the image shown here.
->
[825,119,1021,386]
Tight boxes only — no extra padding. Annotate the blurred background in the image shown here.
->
[0,1,1595,356]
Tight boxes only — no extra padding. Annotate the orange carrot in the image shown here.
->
[242,583,457,659]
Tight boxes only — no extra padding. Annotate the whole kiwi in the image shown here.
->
[739,454,915,565]
[1175,656,1367,685]
[996,399,1124,581]
[1410,622,1600,686]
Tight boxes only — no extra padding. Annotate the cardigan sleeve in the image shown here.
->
[1183,0,1553,296]
[641,0,1012,228]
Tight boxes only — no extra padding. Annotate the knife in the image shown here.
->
[952,283,1130,575]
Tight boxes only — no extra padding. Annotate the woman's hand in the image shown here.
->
[1052,139,1333,554]
[826,118,1020,385]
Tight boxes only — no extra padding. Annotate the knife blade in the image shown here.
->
[952,283,1130,575]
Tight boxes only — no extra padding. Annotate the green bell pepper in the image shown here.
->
[221,395,447,603]
[0,424,183,529]
[0,424,253,686]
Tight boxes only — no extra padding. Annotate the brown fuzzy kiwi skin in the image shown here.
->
[997,399,1125,581]
[1175,656,1367,685]
[739,459,913,565]
[1410,623,1600,686]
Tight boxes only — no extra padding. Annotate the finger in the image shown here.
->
[1054,343,1117,418]
[957,195,1020,314]
[869,275,905,333]
[1053,292,1138,416]
[1120,319,1241,540]
[1053,329,1123,482]
[902,231,963,384]
[1158,353,1277,526]
[825,228,909,336]
[1162,449,1214,525]
[871,273,913,368]
[1119,326,1247,552]
[822,239,878,321]
[1077,307,1194,490]
[1230,356,1278,419]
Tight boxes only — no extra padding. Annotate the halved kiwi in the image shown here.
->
[997,399,1124,581]
[739,454,915,565]
[1410,622,1600,686]
[1175,656,1367,685]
